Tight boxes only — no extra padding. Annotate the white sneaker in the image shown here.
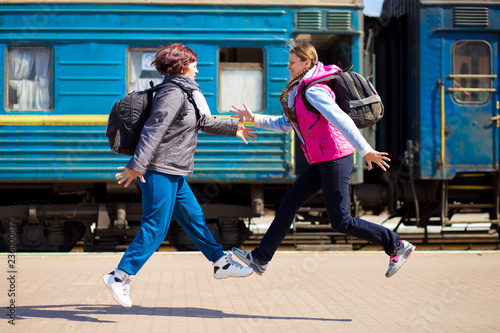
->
[103,269,134,308]
[213,251,253,279]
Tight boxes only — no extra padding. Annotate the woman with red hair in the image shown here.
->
[103,43,256,308]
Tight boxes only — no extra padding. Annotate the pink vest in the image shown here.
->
[293,62,355,164]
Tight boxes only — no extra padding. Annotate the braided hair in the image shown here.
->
[280,41,318,123]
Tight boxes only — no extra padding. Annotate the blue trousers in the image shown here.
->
[253,154,400,262]
[118,170,224,275]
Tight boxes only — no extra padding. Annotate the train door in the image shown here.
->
[443,33,499,172]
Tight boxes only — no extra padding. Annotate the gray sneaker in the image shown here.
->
[213,251,253,279]
[103,269,134,308]
[232,247,268,276]
[385,240,415,278]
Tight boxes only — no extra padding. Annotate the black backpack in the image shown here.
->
[301,67,384,130]
[105,81,199,156]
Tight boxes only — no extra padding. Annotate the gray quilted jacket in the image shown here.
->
[126,74,238,177]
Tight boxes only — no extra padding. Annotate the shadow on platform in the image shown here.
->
[16,304,352,323]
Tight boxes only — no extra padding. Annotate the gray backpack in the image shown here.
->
[301,68,384,129]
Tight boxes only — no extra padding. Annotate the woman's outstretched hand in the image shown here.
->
[116,166,145,188]
[236,122,257,144]
[230,102,255,123]
[230,102,257,144]
[364,150,391,171]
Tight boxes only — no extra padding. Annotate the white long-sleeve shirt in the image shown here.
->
[253,66,372,157]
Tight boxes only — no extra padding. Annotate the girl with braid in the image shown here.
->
[230,41,415,278]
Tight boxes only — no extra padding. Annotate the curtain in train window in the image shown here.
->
[7,47,52,111]
[128,49,163,93]
[452,41,492,104]
[218,48,264,113]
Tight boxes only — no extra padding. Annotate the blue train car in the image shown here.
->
[0,0,366,251]
[365,0,500,233]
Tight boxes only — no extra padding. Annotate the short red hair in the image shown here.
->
[152,43,198,76]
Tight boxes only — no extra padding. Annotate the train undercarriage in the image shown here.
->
[1,171,499,252]
[0,182,266,252]
[290,171,500,250]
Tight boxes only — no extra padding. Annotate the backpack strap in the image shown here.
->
[300,75,336,137]
[301,74,336,116]
[349,95,381,108]
[149,81,201,122]
[183,90,201,122]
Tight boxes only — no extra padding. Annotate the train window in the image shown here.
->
[127,48,163,93]
[451,41,492,104]
[218,48,264,113]
[6,47,52,111]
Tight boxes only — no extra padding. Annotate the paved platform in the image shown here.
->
[2,250,499,332]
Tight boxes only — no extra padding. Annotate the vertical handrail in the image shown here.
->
[441,180,448,227]
[440,81,446,177]
[439,79,447,227]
